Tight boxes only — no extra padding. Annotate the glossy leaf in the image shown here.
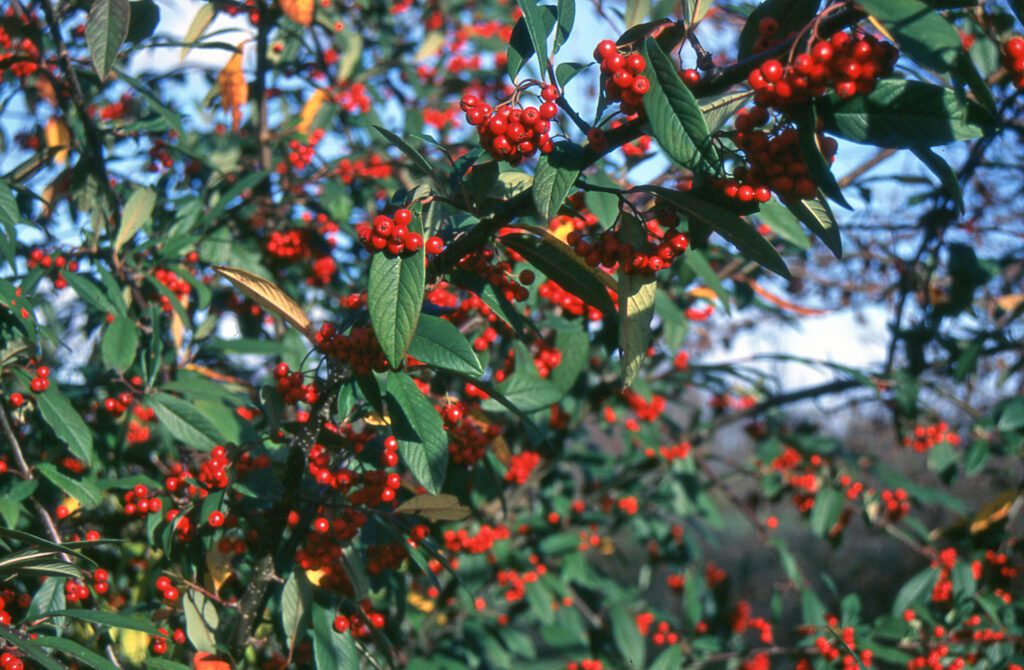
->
[114,188,156,255]
[737,0,820,59]
[368,223,425,369]
[312,601,358,669]
[150,392,225,451]
[785,195,842,258]
[86,0,131,79]
[553,0,575,55]
[37,387,95,468]
[618,217,657,387]
[817,79,993,148]
[533,141,586,221]
[101,315,138,373]
[35,464,103,509]
[183,590,219,654]
[512,0,554,76]
[386,372,448,493]
[641,185,791,279]
[641,38,719,174]
[795,106,851,209]
[214,266,313,340]
[408,314,484,377]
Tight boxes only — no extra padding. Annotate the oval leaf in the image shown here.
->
[86,0,131,79]
[213,266,312,340]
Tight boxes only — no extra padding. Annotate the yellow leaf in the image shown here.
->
[969,490,1022,535]
[44,118,71,165]
[993,294,1024,314]
[280,0,314,25]
[295,88,328,136]
[396,493,471,522]
[415,30,445,62]
[205,545,233,593]
[304,567,326,586]
[213,266,312,340]
[407,590,435,613]
[61,496,82,516]
[113,627,150,665]
[217,50,248,132]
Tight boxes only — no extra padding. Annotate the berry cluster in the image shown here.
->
[273,362,319,405]
[593,40,650,116]
[538,280,604,321]
[315,324,389,375]
[0,27,39,79]
[902,421,960,453]
[153,268,191,313]
[91,568,111,596]
[332,603,386,638]
[265,229,309,260]
[567,223,689,275]
[335,153,393,184]
[122,484,164,517]
[880,487,910,521]
[28,365,50,394]
[355,209,442,257]
[460,88,558,164]
[1002,37,1024,90]
[457,248,530,303]
[27,249,78,289]
[504,450,541,485]
[277,128,324,173]
[748,30,897,108]
[154,575,180,603]
[727,123,837,202]
[102,391,135,417]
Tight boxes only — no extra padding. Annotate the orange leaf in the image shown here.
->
[193,651,234,670]
[213,266,313,340]
[738,278,828,316]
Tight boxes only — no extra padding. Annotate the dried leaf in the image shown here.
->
[213,266,312,339]
[296,88,328,136]
[279,0,313,26]
[44,118,71,165]
[396,493,471,521]
[217,49,247,132]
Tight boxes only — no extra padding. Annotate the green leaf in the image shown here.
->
[683,250,731,311]
[640,185,791,279]
[62,272,119,315]
[115,188,156,255]
[408,314,484,377]
[42,609,161,634]
[38,636,119,670]
[649,645,684,670]
[786,195,842,258]
[35,464,103,509]
[179,2,216,60]
[533,141,586,221]
[795,106,851,209]
[183,590,219,654]
[368,223,425,369]
[699,90,754,134]
[372,125,434,176]
[891,568,938,616]
[312,601,358,669]
[640,38,719,174]
[810,486,844,537]
[281,571,312,651]
[517,0,552,74]
[610,607,646,668]
[386,372,448,494]
[85,0,131,79]
[553,0,575,54]
[101,315,139,373]
[37,387,94,468]
[0,179,19,227]
[150,392,226,451]
[619,217,657,387]
[555,62,589,88]
[500,232,618,318]
[756,199,811,250]
[737,0,820,59]
[0,626,67,670]
[910,145,965,214]
[507,2,556,78]
[25,577,66,625]
[484,345,565,413]
[817,79,993,148]
[997,397,1024,432]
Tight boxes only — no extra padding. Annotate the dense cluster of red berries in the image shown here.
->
[1002,37,1024,89]
[335,153,393,184]
[273,362,319,405]
[153,268,191,313]
[730,115,838,202]
[315,324,389,375]
[332,602,386,638]
[0,27,39,79]
[593,40,650,116]
[460,87,558,164]
[27,365,49,394]
[155,575,180,603]
[748,31,897,107]
[354,208,444,258]
[265,229,308,260]
[903,421,960,453]
[504,450,540,485]
[567,222,689,275]
[122,483,164,517]
[277,128,324,174]
[27,249,78,289]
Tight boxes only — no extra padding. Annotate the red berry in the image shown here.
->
[208,511,225,527]
[631,76,650,95]
[404,232,423,252]
[538,102,558,120]
[425,236,444,255]
[1007,37,1024,59]
[540,85,559,101]
[393,208,412,226]
[594,40,617,61]
[760,60,784,83]
[9,393,24,408]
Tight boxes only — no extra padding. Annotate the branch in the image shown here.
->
[0,407,64,547]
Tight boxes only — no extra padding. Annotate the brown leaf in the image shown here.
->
[396,493,471,521]
[213,266,312,340]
